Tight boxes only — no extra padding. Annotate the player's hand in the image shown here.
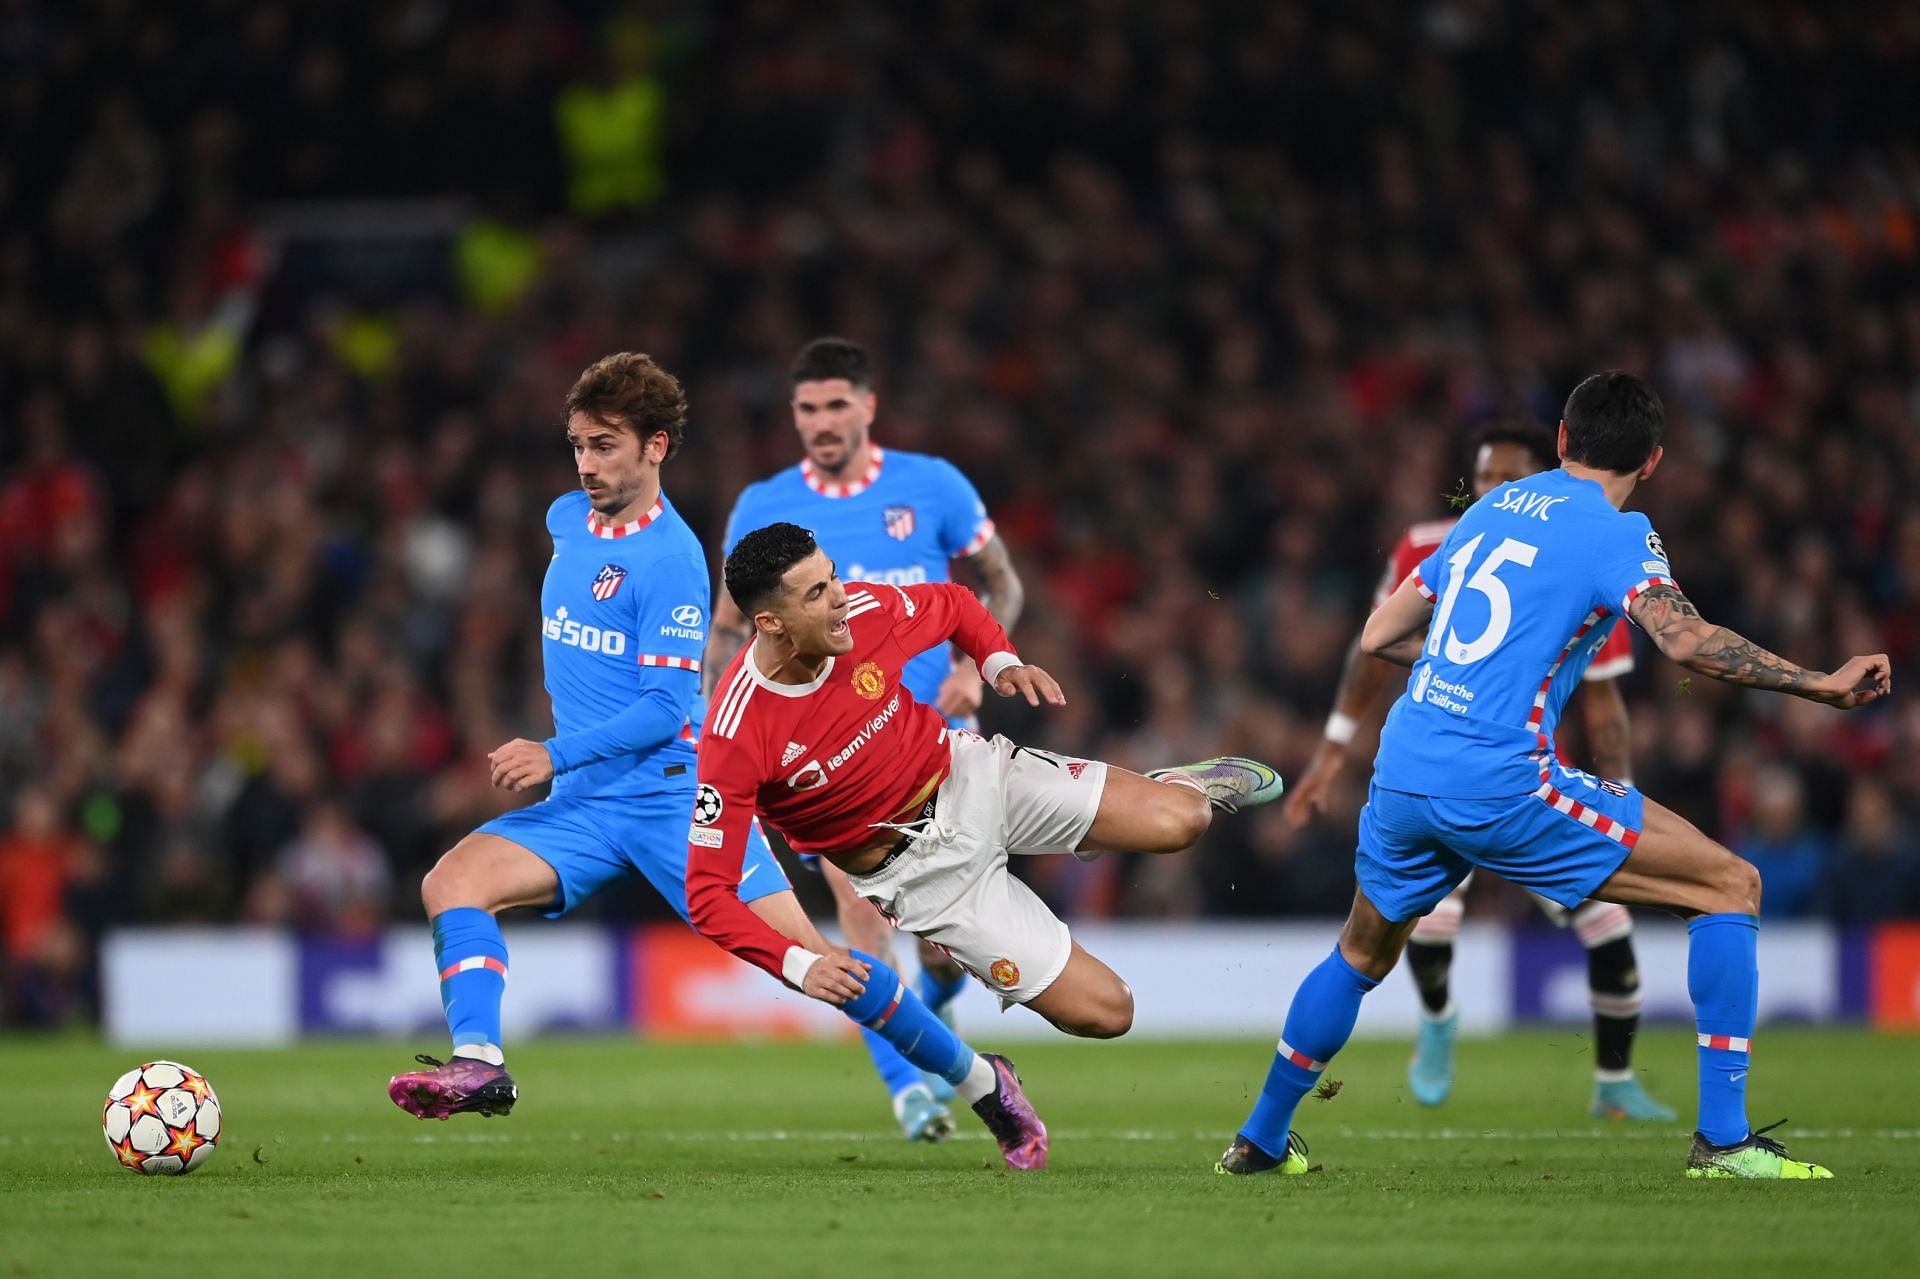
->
[1282,741,1346,828]
[993,663,1066,707]
[488,739,556,791]
[935,663,986,718]
[800,951,871,1005]
[1803,654,1893,709]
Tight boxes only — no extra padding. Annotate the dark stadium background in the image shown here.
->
[4,0,1920,1030]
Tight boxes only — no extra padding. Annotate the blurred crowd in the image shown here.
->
[5,1,1920,1024]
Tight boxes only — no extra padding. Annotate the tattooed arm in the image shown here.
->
[701,587,755,699]
[1628,583,1892,709]
[959,533,1026,633]
[937,533,1026,718]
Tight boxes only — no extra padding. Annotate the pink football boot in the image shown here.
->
[970,1053,1049,1170]
[387,1054,518,1120]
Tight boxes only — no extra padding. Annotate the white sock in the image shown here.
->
[954,1054,997,1104]
[1422,1001,1456,1023]
[452,1043,504,1066]
[1593,1067,1633,1085]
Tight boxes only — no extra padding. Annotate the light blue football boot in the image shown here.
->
[893,1081,955,1143]
[1591,1075,1677,1122]
[1146,757,1285,814]
[1408,1006,1458,1107]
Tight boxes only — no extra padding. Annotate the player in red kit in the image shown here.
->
[1285,421,1672,1121]
[686,522,1286,1051]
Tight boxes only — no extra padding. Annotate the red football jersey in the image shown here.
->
[1374,518,1632,680]
[686,581,1019,982]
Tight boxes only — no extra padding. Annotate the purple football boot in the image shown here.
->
[970,1053,1049,1170]
[388,1054,518,1120]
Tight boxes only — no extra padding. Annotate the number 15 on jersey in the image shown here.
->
[1427,534,1540,666]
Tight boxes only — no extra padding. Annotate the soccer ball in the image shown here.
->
[101,1060,222,1175]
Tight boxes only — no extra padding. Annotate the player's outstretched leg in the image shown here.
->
[1680,914,1826,1178]
[914,940,969,1100]
[1593,799,1830,1178]
[1570,900,1675,1121]
[1146,757,1285,814]
[821,863,955,1140]
[1219,890,1415,1176]
[1404,888,1464,1107]
[389,834,556,1120]
[840,949,1047,1170]
[388,905,519,1119]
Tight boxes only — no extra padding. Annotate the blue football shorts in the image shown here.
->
[1354,764,1643,923]
[478,790,787,920]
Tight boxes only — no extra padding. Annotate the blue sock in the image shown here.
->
[1242,946,1380,1158]
[916,962,970,1013]
[1687,912,1758,1146]
[431,908,508,1053]
[841,950,973,1085]
[860,1026,924,1098]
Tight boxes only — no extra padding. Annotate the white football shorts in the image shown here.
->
[848,730,1107,1005]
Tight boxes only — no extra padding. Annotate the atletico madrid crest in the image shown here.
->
[590,563,628,601]
[883,505,916,541]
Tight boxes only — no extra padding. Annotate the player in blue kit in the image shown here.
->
[703,337,1028,1142]
[389,353,1013,1126]
[1217,372,1890,1180]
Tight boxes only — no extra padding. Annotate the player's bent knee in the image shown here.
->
[1721,855,1762,916]
[420,859,463,916]
[1070,987,1134,1039]
[1040,974,1134,1038]
[1147,789,1211,851]
[421,849,506,917]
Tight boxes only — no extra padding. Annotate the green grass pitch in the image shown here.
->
[4,1029,1916,1278]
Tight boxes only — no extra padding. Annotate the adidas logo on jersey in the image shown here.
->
[781,741,807,767]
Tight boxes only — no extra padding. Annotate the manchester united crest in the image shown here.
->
[989,958,1021,988]
[851,660,885,700]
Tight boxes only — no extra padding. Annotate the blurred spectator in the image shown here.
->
[265,800,392,938]
[1823,780,1920,923]
[1733,767,1831,919]
[0,787,95,1024]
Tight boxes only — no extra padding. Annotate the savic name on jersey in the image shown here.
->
[1373,469,1676,800]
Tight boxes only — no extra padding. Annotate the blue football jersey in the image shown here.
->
[1373,469,1677,799]
[540,490,709,799]
[722,446,994,706]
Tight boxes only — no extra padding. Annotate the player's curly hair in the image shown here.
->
[1470,419,1557,472]
[1563,370,1663,474]
[564,352,688,459]
[725,522,819,615]
[789,336,872,389]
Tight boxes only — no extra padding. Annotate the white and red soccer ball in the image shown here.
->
[102,1061,222,1175]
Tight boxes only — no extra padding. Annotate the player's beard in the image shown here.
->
[807,425,865,477]
[584,473,641,517]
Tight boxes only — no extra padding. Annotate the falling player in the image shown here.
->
[1219,372,1888,1180]
[687,522,1287,1167]
[388,354,1027,1160]
[704,336,1025,1141]
[1285,421,1672,1121]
